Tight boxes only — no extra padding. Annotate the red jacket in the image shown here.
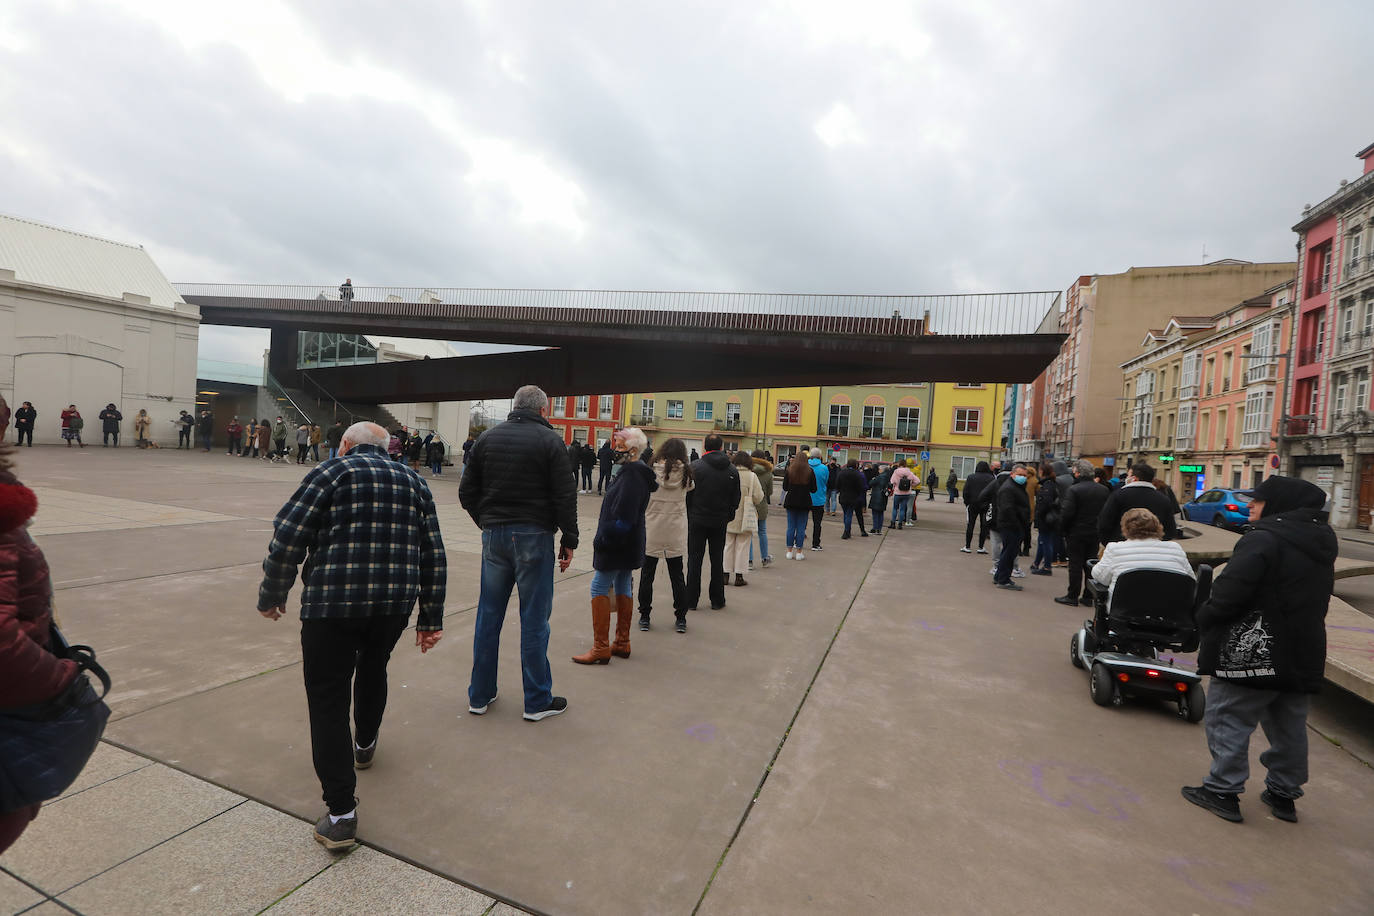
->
[0,472,76,709]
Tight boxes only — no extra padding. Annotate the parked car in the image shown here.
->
[1181,488,1252,529]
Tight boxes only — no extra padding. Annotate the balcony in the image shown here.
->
[817,424,892,441]
[1174,435,1195,451]
[818,423,849,438]
[1297,346,1322,367]
[1178,385,1198,400]
[628,414,658,427]
[1343,255,1368,282]
[1306,279,1329,299]
[894,425,925,442]
[714,418,749,433]
[1285,417,1315,436]
[1334,332,1373,359]
[1244,361,1278,384]
[1222,378,1231,392]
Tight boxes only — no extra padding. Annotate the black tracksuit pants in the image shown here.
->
[301,615,408,815]
[639,555,687,620]
[810,506,824,547]
[964,505,989,549]
[1064,532,1099,600]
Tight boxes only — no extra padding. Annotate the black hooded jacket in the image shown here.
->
[686,451,741,527]
[1196,478,1336,693]
[962,462,995,508]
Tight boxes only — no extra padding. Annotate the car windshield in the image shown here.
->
[1231,492,1252,504]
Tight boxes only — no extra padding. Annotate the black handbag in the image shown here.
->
[0,623,112,813]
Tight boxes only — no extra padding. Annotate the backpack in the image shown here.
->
[898,476,912,492]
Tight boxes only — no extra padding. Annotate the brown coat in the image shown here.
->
[643,461,693,559]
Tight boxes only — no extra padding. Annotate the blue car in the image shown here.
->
[1181,488,1253,529]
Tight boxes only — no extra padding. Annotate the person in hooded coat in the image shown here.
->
[867,462,892,535]
[573,428,656,665]
[638,438,694,633]
[685,435,741,610]
[806,449,830,550]
[1182,476,1336,825]
[836,458,870,539]
[960,460,994,553]
[0,448,80,854]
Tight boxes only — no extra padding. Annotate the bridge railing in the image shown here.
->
[176,284,1063,338]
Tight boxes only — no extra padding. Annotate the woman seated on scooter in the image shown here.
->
[1091,508,1193,602]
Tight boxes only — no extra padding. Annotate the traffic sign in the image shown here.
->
[831,443,843,452]
[919,451,930,461]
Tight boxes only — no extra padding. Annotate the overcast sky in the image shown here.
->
[3,0,1372,366]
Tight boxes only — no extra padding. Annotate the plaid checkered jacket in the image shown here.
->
[258,444,446,630]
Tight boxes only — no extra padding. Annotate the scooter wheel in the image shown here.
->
[1090,663,1114,707]
[1069,632,1085,670]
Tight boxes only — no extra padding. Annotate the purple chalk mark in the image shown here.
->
[685,723,716,742]
[1165,857,1267,908]
[1329,624,1374,635]
[999,759,1141,821]
[914,620,946,632]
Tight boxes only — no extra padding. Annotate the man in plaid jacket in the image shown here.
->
[258,421,446,851]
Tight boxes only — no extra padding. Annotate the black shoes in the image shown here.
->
[353,739,376,770]
[314,810,359,851]
[468,690,498,715]
[995,582,1023,591]
[675,617,687,633]
[1054,595,1079,607]
[1261,789,1298,822]
[1080,595,1095,607]
[1181,786,1243,822]
[1030,568,1053,576]
[710,602,726,610]
[841,533,851,540]
[639,614,651,631]
[524,696,568,721]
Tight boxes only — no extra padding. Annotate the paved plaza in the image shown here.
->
[2,447,1373,915]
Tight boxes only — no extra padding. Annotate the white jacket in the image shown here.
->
[1091,537,1193,602]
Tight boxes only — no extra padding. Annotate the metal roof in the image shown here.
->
[0,213,186,309]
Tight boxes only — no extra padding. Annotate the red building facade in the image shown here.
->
[546,393,623,448]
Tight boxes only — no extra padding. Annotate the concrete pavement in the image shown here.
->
[2,447,1372,915]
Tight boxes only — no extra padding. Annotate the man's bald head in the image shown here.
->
[340,421,389,454]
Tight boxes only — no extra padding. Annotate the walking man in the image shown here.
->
[178,410,194,448]
[686,434,741,610]
[460,385,578,722]
[257,421,447,851]
[1182,476,1336,824]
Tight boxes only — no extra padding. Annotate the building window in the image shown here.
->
[862,405,885,437]
[667,399,684,419]
[1350,230,1364,275]
[1333,375,1349,420]
[552,397,566,418]
[695,400,713,421]
[640,398,655,420]
[776,400,801,425]
[827,404,850,436]
[726,402,741,424]
[858,449,882,463]
[599,395,614,419]
[896,407,920,440]
[1354,372,1370,413]
[1176,404,1197,449]
[953,408,981,434]
[950,456,977,477]
[955,383,984,389]
[575,396,589,419]
[775,443,798,464]
[1241,388,1274,448]
[1179,351,1201,399]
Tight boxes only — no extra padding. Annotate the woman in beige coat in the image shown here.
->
[639,438,695,634]
[725,450,766,587]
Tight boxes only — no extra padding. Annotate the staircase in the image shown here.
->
[260,368,401,432]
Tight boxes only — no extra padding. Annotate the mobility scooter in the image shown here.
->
[1069,561,1212,723]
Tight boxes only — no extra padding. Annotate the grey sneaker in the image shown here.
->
[996,582,1024,591]
[468,691,497,715]
[524,696,568,722]
[353,739,376,770]
[314,812,358,851]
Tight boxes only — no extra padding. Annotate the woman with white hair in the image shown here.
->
[573,428,657,665]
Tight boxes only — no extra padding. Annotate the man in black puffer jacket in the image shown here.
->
[1097,463,1178,544]
[460,386,579,722]
[1182,476,1335,825]
[961,460,995,553]
[1055,460,1109,608]
[685,434,741,612]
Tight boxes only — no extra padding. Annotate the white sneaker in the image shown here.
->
[795,552,805,560]
[786,549,794,560]
[960,547,971,553]
[1011,568,1026,579]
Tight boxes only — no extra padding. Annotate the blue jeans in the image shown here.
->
[842,505,858,535]
[893,494,913,525]
[469,525,556,715]
[785,508,809,549]
[750,514,770,563]
[825,490,838,512]
[871,508,885,532]
[1033,530,1056,568]
[590,568,633,598]
[947,487,957,503]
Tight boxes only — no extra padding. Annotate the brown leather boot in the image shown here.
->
[572,595,613,665]
[611,594,633,658]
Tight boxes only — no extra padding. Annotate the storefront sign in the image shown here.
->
[1159,454,1175,463]
[1178,464,1204,473]
[1316,466,1335,487]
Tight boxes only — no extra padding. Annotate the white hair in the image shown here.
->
[342,421,388,448]
[619,427,647,452]
[810,447,824,460]
[512,385,548,412]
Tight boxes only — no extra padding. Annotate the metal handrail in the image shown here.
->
[298,371,360,425]
[176,284,1064,337]
[262,368,312,426]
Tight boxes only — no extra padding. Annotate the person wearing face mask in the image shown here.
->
[992,466,1031,590]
